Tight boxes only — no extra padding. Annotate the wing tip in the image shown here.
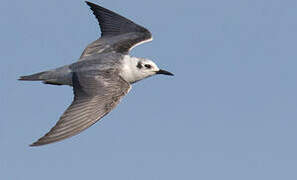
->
[30,135,55,147]
[29,138,49,147]
[85,1,102,9]
[30,139,59,147]
[85,1,92,6]
[29,141,42,147]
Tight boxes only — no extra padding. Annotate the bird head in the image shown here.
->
[136,58,174,77]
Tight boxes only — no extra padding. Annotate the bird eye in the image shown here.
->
[144,64,152,69]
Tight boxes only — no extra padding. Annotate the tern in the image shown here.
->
[19,1,173,146]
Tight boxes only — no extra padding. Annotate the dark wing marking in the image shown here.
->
[30,71,131,146]
[80,1,152,58]
[86,1,147,37]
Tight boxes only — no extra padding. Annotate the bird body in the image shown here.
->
[19,1,173,146]
[20,53,160,85]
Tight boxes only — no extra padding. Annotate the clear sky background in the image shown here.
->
[1,0,297,179]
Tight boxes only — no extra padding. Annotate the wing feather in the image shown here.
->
[30,72,131,146]
[80,2,152,58]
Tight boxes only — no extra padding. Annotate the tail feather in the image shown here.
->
[19,72,47,81]
[19,69,71,86]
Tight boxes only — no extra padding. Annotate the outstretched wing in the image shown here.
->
[80,1,152,58]
[30,71,131,146]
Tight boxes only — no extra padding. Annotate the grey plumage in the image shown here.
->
[31,70,130,146]
[28,52,127,146]
[19,1,173,146]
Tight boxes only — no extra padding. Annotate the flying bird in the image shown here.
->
[19,1,173,146]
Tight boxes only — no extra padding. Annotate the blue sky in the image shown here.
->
[1,0,297,179]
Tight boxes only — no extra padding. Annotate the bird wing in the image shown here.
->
[79,1,152,59]
[30,71,131,146]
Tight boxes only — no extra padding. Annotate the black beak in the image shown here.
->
[156,69,174,76]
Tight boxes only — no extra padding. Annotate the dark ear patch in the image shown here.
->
[137,62,142,69]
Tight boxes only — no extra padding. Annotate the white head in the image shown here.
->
[120,56,173,83]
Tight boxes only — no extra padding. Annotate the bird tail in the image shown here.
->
[19,71,64,85]
[19,71,49,81]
